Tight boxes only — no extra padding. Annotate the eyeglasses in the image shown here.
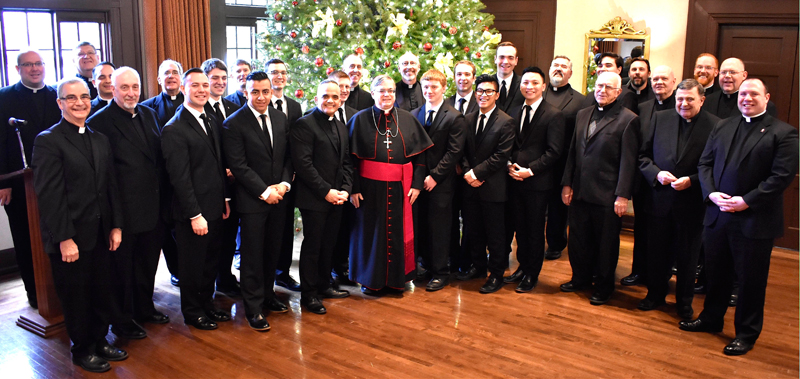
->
[268,70,288,77]
[595,84,619,91]
[475,89,497,96]
[695,65,716,71]
[375,89,395,95]
[77,52,97,58]
[19,62,44,68]
[720,70,741,77]
[60,94,92,103]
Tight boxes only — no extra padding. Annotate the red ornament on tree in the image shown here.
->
[463,46,470,53]
[476,18,482,23]
[448,27,457,35]
[295,89,304,98]
[384,60,391,68]
[326,67,335,75]
[392,41,402,50]
[355,47,364,55]
[423,43,432,52]
[292,1,298,5]
[475,52,481,58]
[336,19,342,26]
[301,45,310,54]
[484,26,489,31]
[290,32,297,38]
[440,22,446,29]
[315,57,325,67]
[410,9,413,17]
[274,13,282,21]
[276,45,282,51]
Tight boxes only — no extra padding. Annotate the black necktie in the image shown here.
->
[259,114,272,149]
[200,114,216,155]
[213,102,225,123]
[425,110,434,130]
[476,114,486,139]
[521,105,532,132]
[275,99,283,113]
[338,108,345,123]
[458,98,466,114]
[499,80,508,106]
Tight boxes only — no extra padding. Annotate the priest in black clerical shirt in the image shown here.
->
[702,57,777,119]
[394,52,423,111]
[348,75,433,294]
[141,59,185,130]
[342,54,373,111]
[73,42,99,99]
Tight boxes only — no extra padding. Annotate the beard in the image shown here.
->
[550,76,563,87]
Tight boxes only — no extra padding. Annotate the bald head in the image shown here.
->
[112,67,141,113]
[719,58,747,94]
[650,65,676,101]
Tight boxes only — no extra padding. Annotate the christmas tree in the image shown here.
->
[258,0,502,105]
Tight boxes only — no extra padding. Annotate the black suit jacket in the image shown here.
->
[222,106,293,214]
[0,82,61,184]
[141,92,184,130]
[290,109,353,212]
[508,101,565,191]
[581,86,639,115]
[89,97,110,117]
[204,98,239,123]
[161,106,227,222]
[345,85,373,111]
[87,101,170,233]
[272,96,302,126]
[224,91,247,109]
[411,102,467,193]
[446,93,479,115]
[494,73,525,113]
[702,90,778,119]
[637,95,676,140]
[639,109,719,218]
[394,81,423,111]
[461,108,515,202]
[305,105,358,136]
[627,81,655,104]
[698,114,798,239]
[32,119,123,255]
[562,102,639,206]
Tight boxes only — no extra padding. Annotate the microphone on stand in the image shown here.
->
[8,118,29,169]
[8,117,28,126]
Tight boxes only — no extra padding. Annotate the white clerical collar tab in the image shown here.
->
[170,95,177,100]
[597,106,604,111]
[328,116,334,121]
[78,127,86,134]
[552,86,558,91]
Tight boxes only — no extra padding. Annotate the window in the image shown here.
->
[225,0,268,5]
[0,10,109,87]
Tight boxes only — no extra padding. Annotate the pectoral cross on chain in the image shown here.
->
[384,134,392,149]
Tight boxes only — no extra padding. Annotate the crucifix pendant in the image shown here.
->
[384,134,392,149]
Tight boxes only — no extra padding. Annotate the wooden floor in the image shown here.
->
[0,232,797,378]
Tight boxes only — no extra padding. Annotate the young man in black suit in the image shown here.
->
[456,74,515,294]
[411,69,467,291]
[161,68,232,331]
[224,59,251,109]
[291,80,353,314]
[637,79,719,319]
[560,72,639,305]
[88,62,115,117]
[266,58,303,292]
[448,60,479,115]
[222,71,293,330]
[681,78,798,356]
[502,67,565,292]
[87,67,171,340]
[33,78,126,373]
[493,42,524,113]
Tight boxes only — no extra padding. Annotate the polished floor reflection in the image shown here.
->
[0,232,797,378]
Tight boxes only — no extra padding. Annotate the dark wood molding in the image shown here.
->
[482,0,557,69]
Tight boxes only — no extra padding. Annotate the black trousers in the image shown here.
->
[544,184,569,252]
[462,199,506,278]
[276,190,296,278]
[645,210,702,306]
[217,206,240,289]
[332,201,354,274]
[512,184,549,278]
[567,200,621,296]
[161,224,179,278]
[299,207,342,300]
[630,182,650,278]
[176,218,223,320]
[239,205,285,317]
[4,182,36,301]
[415,189,454,279]
[49,232,112,358]
[699,213,773,344]
[109,221,165,324]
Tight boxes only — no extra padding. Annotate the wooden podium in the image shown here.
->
[2,168,65,337]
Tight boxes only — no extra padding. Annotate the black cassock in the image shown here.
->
[348,106,433,289]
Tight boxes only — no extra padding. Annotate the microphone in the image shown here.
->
[8,118,27,126]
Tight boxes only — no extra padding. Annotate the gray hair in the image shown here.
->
[56,77,89,98]
[158,59,184,76]
[597,71,621,89]
[370,74,396,92]
[111,66,141,85]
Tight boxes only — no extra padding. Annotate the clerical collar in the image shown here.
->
[743,110,767,123]
[682,113,700,123]
[109,99,138,118]
[98,95,113,102]
[704,83,714,90]
[66,119,87,134]
[164,92,179,101]
[20,81,46,93]
[406,82,416,89]
[313,107,333,121]
[724,91,737,99]
[596,99,618,114]
[373,105,393,116]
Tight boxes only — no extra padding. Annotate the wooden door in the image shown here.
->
[482,0,556,70]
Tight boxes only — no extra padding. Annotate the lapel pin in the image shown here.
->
[760,128,765,133]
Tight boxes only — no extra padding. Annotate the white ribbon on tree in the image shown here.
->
[385,13,413,42]
[312,7,335,38]
[434,52,454,78]
[480,30,502,50]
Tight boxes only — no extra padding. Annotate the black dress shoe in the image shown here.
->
[620,273,641,286]
[170,275,180,287]
[320,287,350,299]
[96,343,128,361]
[361,286,380,295]
[205,309,231,322]
[515,275,537,293]
[111,321,147,339]
[332,269,357,286]
[28,294,38,309]
[302,297,327,314]
[456,267,485,281]
[723,338,754,356]
[694,283,707,294]
[247,313,270,331]
[544,250,562,260]
[264,297,289,313]
[678,318,722,333]
[503,268,524,284]
[559,281,587,293]
[589,292,611,305]
[184,316,218,330]
[479,276,504,294]
[637,298,666,311]
[729,293,738,307]
[275,275,301,291]
[138,311,170,325]
[73,354,111,373]
[426,277,449,292]
[677,305,694,320]
[416,263,429,280]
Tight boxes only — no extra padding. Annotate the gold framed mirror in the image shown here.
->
[582,17,650,94]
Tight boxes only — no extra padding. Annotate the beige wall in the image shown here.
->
[555,0,690,93]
